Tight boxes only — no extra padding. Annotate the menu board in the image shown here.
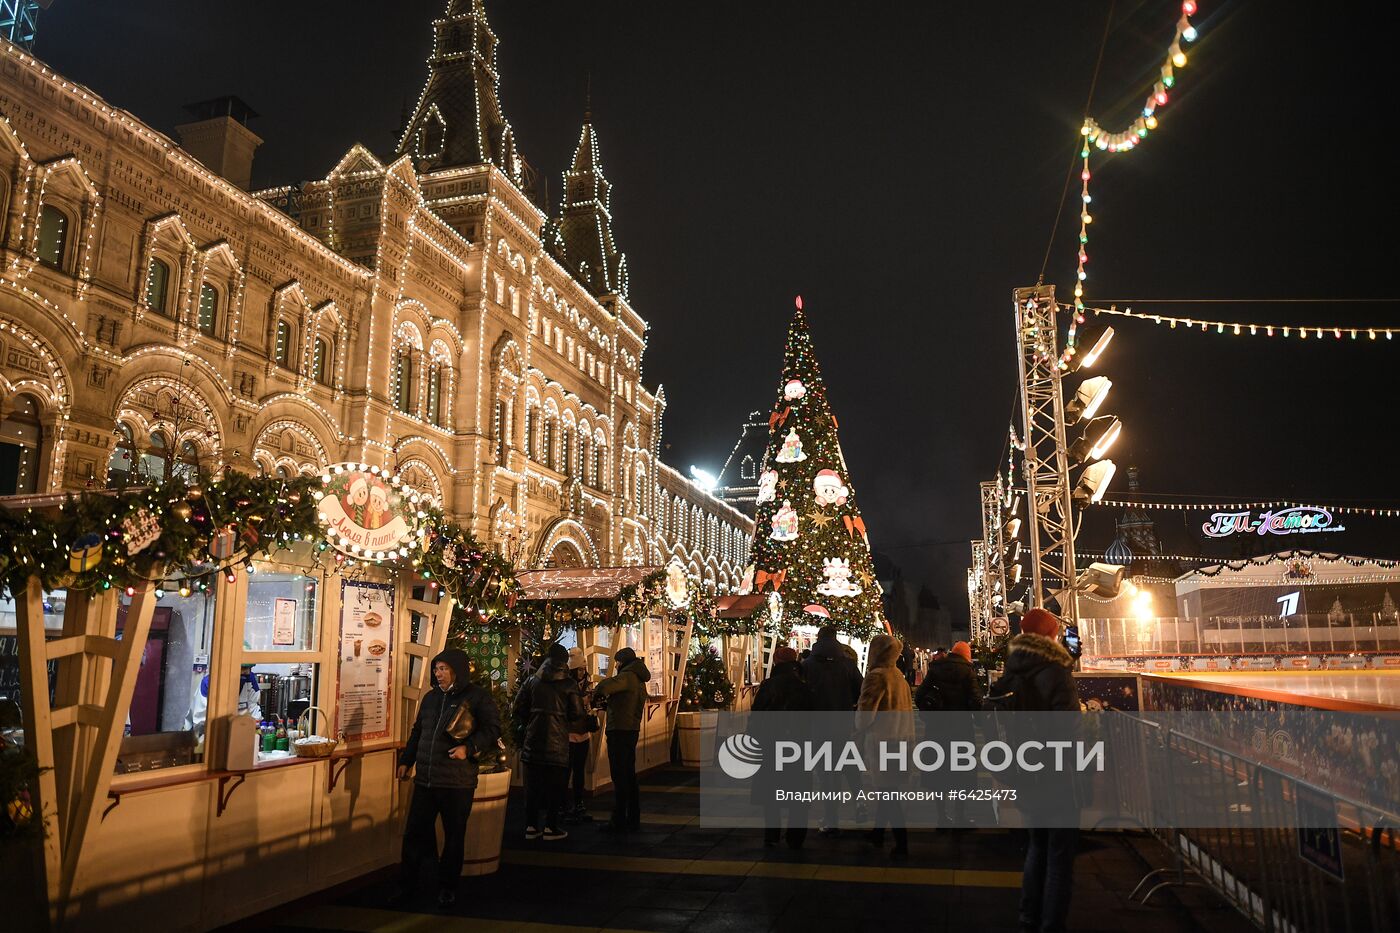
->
[336,580,393,742]
[645,614,665,697]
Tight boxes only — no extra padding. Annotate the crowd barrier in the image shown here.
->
[1100,712,1400,932]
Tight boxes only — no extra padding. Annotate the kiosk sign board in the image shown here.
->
[337,580,394,742]
[315,463,420,559]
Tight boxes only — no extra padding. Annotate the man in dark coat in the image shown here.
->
[800,626,864,833]
[514,642,585,840]
[594,646,651,832]
[915,641,983,711]
[751,645,814,848]
[992,608,1081,933]
[395,648,501,908]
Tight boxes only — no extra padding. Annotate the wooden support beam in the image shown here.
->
[47,704,104,730]
[15,576,63,910]
[44,634,120,661]
[57,579,160,908]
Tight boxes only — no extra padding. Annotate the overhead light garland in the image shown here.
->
[1064,1,1200,367]
[1070,302,1397,342]
[1092,497,1400,517]
[1070,550,1400,566]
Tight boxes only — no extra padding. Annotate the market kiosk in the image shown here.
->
[508,564,697,790]
[1,469,511,932]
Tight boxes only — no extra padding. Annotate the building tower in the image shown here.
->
[713,411,772,518]
[547,107,628,299]
[1114,466,1161,576]
[396,0,534,196]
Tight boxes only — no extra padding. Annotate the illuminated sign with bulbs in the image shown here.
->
[1202,506,1344,539]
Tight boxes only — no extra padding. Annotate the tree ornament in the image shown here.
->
[783,379,807,401]
[121,507,162,556]
[817,557,863,597]
[69,533,103,572]
[774,428,807,463]
[209,526,238,560]
[171,501,193,521]
[769,500,799,542]
[737,563,755,595]
[185,485,204,500]
[812,469,849,508]
[755,469,779,505]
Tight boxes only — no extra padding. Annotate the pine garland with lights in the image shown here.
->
[679,642,734,711]
[745,299,886,639]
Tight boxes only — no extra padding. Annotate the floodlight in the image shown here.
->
[1007,540,1022,564]
[1010,563,1023,585]
[1002,516,1022,540]
[1076,561,1125,599]
[1069,415,1122,465]
[1066,375,1112,422]
[689,466,717,492]
[1072,458,1117,504]
[1066,324,1114,371]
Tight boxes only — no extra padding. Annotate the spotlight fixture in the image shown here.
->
[1066,324,1114,371]
[1066,376,1112,423]
[1072,459,1117,504]
[1076,561,1125,599]
[1002,516,1022,540]
[1069,415,1122,465]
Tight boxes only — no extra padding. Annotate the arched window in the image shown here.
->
[36,205,69,269]
[525,406,538,459]
[106,423,136,488]
[175,440,200,483]
[313,337,331,384]
[394,348,415,413]
[542,417,556,469]
[495,399,508,461]
[276,464,292,480]
[427,365,444,426]
[145,431,169,484]
[595,443,607,492]
[0,394,43,495]
[579,434,591,483]
[740,455,756,481]
[197,284,219,336]
[560,426,572,475]
[146,258,171,314]
[274,319,293,367]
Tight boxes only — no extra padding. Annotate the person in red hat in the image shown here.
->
[991,607,1081,933]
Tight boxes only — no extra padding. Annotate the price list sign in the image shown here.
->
[336,580,394,742]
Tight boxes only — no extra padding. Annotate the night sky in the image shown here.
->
[35,1,1398,620]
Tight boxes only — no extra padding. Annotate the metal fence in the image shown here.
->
[1100,712,1400,932]
[1082,616,1400,659]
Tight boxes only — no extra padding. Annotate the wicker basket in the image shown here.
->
[293,705,338,759]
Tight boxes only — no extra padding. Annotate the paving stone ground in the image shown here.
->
[241,766,1256,933]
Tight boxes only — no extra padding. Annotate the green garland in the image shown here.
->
[0,473,515,612]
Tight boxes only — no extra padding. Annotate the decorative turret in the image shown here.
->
[397,0,533,193]
[547,107,628,299]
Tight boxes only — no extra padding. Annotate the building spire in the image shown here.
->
[396,0,530,188]
[547,96,628,299]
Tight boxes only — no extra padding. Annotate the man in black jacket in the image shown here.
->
[915,641,983,712]
[800,626,864,833]
[752,645,814,848]
[395,648,500,908]
[993,608,1081,933]
[513,642,585,841]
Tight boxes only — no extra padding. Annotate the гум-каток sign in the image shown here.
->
[1202,506,1344,539]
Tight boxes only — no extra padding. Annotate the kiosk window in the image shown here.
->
[114,589,217,773]
[244,573,319,651]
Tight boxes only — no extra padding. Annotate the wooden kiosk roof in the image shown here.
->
[513,566,661,601]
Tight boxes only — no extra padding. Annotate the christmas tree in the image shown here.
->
[680,643,735,711]
[744,298,887,638]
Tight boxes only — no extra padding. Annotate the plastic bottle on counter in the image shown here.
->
[275,719,289,752]
[261,720,277,753]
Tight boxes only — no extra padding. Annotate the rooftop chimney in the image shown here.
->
[175,96,262,190]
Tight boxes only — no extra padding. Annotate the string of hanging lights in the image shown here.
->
[1063,1,1200,367]
[1069,302,1397,341]
[1092,497,1400,517]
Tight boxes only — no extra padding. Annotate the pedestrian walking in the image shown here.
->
[751,645,814,848]
[594,646,651,832]
[393,648,501,909]
[802,625,864,834]
[513,642,585,842]
[857,632,914,859]
[991,607,1081,933]
[564,647,597,823]
[916,640,983,826]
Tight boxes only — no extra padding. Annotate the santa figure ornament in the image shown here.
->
[812,469,849,508]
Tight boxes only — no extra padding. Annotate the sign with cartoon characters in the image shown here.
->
[314,463,425,559]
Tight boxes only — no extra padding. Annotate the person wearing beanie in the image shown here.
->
[914,638,983,829]
[593,645,651,832]
[564,647,596,822]
[513,642,585,842]
[394,648,501,908]
[751,643,814,848]
[990,607,1082,933]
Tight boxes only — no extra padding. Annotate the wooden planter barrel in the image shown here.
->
[676,710,718,767]
[435,768,511,876]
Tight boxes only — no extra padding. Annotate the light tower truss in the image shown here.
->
[969,539,989,641]
[1013,285,1080,623]
[979,478,1008,624]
